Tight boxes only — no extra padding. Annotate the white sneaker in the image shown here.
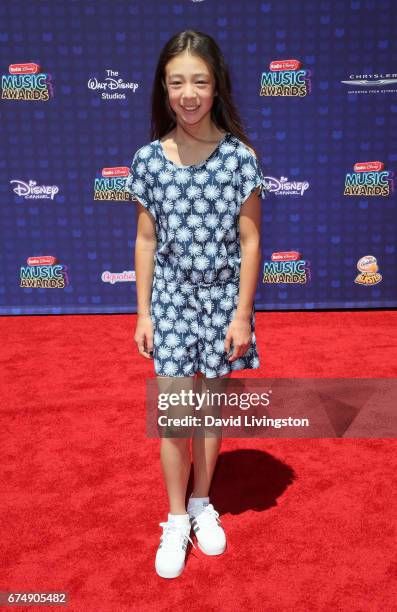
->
[155,516,196,579]
[189,503,226,556]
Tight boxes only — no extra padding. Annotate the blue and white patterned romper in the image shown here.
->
[125,132,269,378]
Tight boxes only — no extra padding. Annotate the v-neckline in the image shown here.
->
[157,132,230,169]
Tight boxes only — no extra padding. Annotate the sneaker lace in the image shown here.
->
[159,521,197,551]
[196,504,223,531]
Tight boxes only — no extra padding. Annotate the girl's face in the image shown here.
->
[163,51,216,129]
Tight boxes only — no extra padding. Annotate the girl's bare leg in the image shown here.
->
[191,373,231,498]
[156,375,196,515]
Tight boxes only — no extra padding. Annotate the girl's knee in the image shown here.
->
[161,436,191,446]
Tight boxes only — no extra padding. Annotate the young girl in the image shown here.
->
[125,30,268,579]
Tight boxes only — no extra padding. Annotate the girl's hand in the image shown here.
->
[224,316,252,362]
[134,314,154,359]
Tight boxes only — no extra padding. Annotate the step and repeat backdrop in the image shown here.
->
[1,0,396,315]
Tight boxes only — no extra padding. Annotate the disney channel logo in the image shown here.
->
[11,180,59,200]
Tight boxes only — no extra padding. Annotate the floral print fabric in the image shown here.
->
[125,132,268,377]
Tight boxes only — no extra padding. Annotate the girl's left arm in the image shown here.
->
[235,187,262,320]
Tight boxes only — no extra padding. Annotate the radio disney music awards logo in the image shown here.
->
[344,161,394,196]
[354,255,382,286]
[263,251,311,284]
[11,178,59,200]
[260,59,312,97]
[88,70,139,100]
[20,256,69,289]
[102,270,136,284]
[94,166,130,200]
[264,175,309,196]
[1,62,53,101]
[341,71,397,95]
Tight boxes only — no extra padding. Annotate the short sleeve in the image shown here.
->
[124,149,157,222]
[236,151,270,208]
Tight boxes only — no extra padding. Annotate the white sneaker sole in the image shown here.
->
[155,562,185,579]
[197,540,226,556]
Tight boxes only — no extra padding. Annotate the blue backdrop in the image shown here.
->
[1,0,396,315]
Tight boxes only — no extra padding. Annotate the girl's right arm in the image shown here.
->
[134,203,157,358]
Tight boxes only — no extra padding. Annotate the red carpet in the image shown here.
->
[1,311,396,611]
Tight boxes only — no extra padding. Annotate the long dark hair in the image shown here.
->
[150,29,257,155]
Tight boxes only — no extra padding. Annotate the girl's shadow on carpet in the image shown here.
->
[187,448,295,516]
